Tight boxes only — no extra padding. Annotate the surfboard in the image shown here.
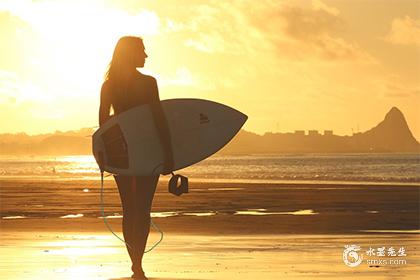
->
[92,98,247,175]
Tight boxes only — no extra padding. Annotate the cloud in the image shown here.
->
[156,67,195,87]
[169,2,256,55]
[384,82,420,98]
[376,75,420,98]
[0,11,35,72]
[312,0,340,16]
[278,3,344,40]
[164,0,371,62]
[267,1,371,61]
[0,69,53,106]
[0,70,19,104]
[384,16,420,46]
[0,1,162,39]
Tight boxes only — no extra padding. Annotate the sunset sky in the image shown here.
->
[0,0,419,139]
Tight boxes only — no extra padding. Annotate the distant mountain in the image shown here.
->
[351,107,419,152]
[0,128,94,155]
[219,107,419,154]
[0,107,418,155]
[37,135,91,155]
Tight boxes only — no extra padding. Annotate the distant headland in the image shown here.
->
[0,107,418,155]
[220,107,419,154]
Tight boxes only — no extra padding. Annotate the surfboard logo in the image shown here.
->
[199,113,210,124]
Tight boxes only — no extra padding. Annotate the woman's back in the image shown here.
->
[102,72,158,116]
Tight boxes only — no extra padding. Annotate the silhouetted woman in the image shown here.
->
[99,36,174,280]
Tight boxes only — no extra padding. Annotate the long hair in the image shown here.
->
[105,36,144,90]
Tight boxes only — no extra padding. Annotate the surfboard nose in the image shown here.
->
[237,111,248,127]
[222,102,247,132]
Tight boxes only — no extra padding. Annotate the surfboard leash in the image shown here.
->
[151,163,189,196]
[100,171,163,253]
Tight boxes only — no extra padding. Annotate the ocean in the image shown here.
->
[0,153,419,185]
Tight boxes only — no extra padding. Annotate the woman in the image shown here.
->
[99,36,174,280]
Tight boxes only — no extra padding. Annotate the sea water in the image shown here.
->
[0,153,418,184]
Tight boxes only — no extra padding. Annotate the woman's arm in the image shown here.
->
[149,77,175,174]
[99,82,112,126]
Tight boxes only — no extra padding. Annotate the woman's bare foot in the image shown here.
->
[131,272,148,279]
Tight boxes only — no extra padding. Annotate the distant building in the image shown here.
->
[294,130,305,136]
[308,130,319,136]
[324,130,333,136]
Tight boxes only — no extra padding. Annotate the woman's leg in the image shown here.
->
[132,175,159,273]
[115,175,159,276]
[115,175,138,273]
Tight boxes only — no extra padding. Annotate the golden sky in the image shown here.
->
[0,0,419,139]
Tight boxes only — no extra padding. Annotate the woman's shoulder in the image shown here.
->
[101,79,112,93]
[135,72,157,84]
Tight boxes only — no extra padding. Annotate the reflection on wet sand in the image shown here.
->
[1,231,419,280]
[2,215,26,219]
[234,209,319,216]
[60,214,84,218]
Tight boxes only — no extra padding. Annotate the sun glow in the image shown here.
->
[0,0,162,133]
[16,1,160,88]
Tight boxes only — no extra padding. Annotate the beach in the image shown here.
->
[1,178,419,279]
[1,0,420,278]
[1,231,419,280]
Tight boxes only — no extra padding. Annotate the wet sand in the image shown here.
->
[1,231,419,280]
[1,179,419,234]
[1,179,419,279]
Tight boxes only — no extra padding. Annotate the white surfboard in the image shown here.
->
[92,98,247,175]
